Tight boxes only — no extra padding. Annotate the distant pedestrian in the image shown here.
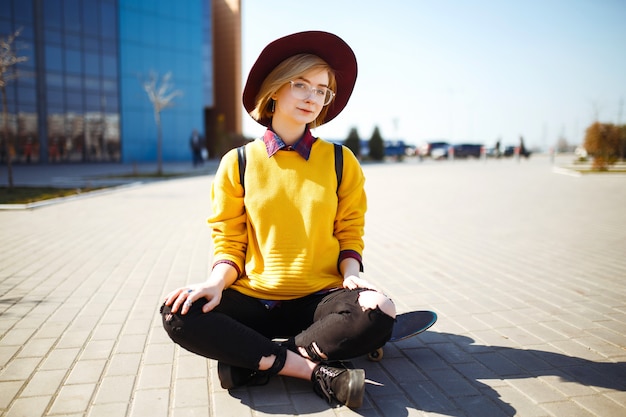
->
[519,136,530,158]
[24,138,33,163]
[0,139,6,163]
[190,129,204,166]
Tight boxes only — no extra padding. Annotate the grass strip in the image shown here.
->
[0,187,106,204]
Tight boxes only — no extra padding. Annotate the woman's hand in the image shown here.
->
[343,275,379,291]
[164,262,239,315]
[340,257,379,291]
[164,281,224,315]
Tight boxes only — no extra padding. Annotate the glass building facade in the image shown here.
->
[0,0,211,164]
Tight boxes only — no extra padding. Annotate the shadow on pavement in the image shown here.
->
[226,332,626,416]
[364,332,625,416]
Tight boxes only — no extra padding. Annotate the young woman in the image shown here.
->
[161,31,396,409]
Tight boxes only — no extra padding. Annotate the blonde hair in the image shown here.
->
[251,54,337,128]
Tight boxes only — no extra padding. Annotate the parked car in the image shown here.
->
[452,143,483,158]
[384,140,409,157]
[503,146,531,158]
[420,141,450,159]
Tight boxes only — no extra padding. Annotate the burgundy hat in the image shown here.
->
[243,31,358,127]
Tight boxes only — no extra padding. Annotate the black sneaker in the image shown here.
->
[217,362,270,389]
[312,363,365,408]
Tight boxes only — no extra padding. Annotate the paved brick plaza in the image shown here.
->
[1,156,625,416]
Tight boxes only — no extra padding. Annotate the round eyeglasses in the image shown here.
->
[289,81,335,106]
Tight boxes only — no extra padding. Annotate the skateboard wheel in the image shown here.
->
[368,348,383,362]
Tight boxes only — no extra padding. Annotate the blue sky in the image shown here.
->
[241,0,626,149]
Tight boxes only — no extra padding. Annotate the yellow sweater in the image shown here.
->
[207,138,367,300]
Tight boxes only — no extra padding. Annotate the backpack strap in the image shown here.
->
[237,145,247,191]
[333,143,343,194]
[237,142,343,195]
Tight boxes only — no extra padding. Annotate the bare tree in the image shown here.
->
[0,28,28,189]
[142,71,182,175]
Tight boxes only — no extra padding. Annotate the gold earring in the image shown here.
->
[271,100,275,113]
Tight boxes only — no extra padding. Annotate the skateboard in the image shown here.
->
[368,310,437,361]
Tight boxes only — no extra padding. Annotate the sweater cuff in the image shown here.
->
[212,260,242,277]
[337,250,364,274]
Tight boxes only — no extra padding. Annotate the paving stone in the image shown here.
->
[137,363,173,390]
[65,359,107,385]
[80,339,115,361]
[144,342,176,366]
[400,380,457,414]
[0,357,41,381]
[48,383,96,414]
[0,381,24,409]
[573,393,626,417]
[15,337,56,359]
[93,375,136,404]
[0,345,19,367]
[88,402,130,417]
[4,395,51,417]
[421,368,481,398]
[129,388,170,416]
[38,347,80,371]
[104,352,142,377]
[172,377,209,408]
[20,369,66,397]
[210,390,254,417]
[379,357,427,383]
[540,400,596,417]
[0,327,36,346]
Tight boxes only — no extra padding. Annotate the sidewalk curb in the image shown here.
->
[0,182,144,210]
[552,166,582,177]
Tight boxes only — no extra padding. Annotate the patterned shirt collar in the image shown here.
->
[263,127,316,160]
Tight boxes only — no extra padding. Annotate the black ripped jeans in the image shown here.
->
[160,288,394,371]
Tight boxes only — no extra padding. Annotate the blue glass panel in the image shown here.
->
[64,49,82,74]
[83,37,99,51]
[101,77,117,93]
[45,45,64,71]
[16,41,35,69]
[85,93,101,110]
[64,0,82,32]
[84,76,99,91]
[82,0,99,36]
[0,3,11,19]
[64,34,82,49]
[84,52,101,76]
[101,39,116,54]
[46,88,64,107]
[0,18,12,35]
[17,102,36,112]
[100,1,116,39]
[43,0,63,29]
[16,24,34,40]
[44,30,62,44]
[46,72,64,88]
[17,85,36,104]
[13,0,34,24]
[102,54,117,77]
[16,73,36,87]
[65,74,82,89]
[142,14,157,45]
[103,94,118,112]
[66,91,84,111]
